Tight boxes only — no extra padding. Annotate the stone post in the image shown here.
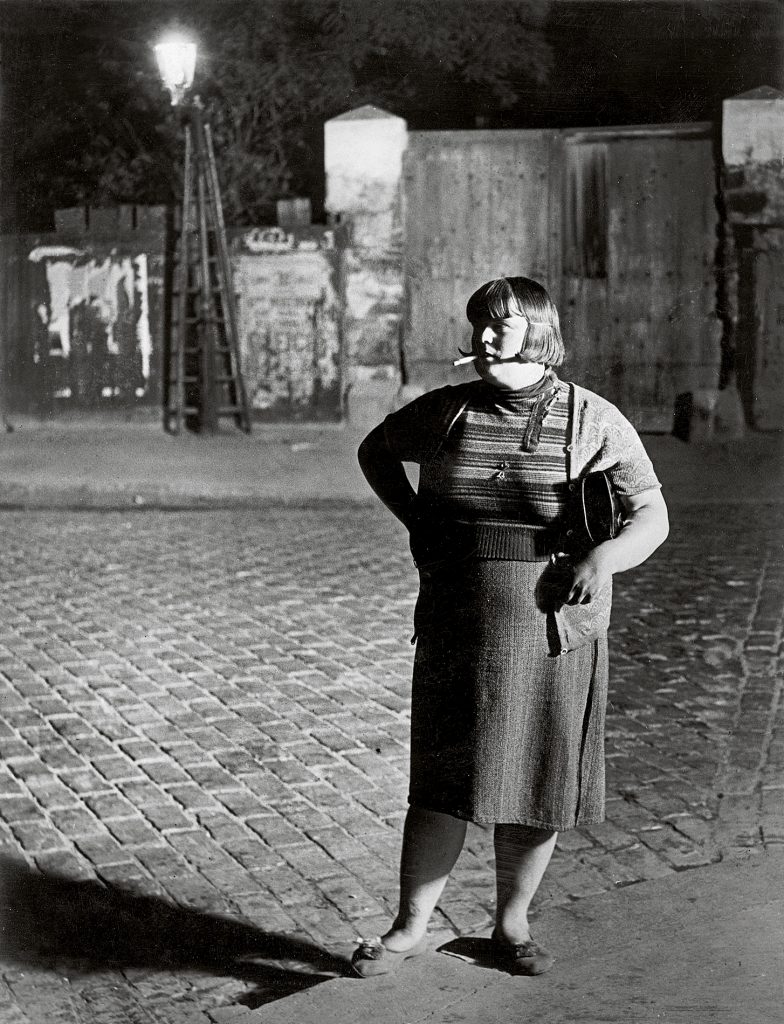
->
[324,105,408,427]
[721,87,784,431]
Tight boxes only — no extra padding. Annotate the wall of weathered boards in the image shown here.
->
[721,87,784,431]
[3,109,767,431]
[402,123,721,431]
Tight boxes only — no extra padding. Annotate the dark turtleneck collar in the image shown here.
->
[481,368,559,406]
[476,370,561,451]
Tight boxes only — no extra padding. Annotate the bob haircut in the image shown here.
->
[466,276,565,367]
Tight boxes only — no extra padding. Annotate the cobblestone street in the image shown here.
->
[0,502,782,1022]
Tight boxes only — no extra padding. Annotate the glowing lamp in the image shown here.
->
[154,35,197,106]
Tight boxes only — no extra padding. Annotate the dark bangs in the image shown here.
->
[465,278,521,323]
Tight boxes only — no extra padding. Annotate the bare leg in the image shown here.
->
[493,824,557,944]
[382,806,467,951]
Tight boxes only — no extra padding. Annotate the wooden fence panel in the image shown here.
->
[750,246,784,429]
[403,130,560,388]
[608,137,674,425]
[559,138,611,392]
[674,139,722,384]
[605,133,719,428]
[403,124,720,428]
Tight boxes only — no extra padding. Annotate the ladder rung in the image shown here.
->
[172,252,219,263]
[169,375,236,384]
[172,287,227,296]
[170,343,236,352]
[168,406,243,417]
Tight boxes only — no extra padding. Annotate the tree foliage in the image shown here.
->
[4,0,552,229]
[199,0,552,223]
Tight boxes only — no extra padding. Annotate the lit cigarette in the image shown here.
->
[452,354,478,366]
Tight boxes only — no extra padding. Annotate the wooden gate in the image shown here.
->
[402,129,561,394]
[737,241,784,430]
[402,123,720,430]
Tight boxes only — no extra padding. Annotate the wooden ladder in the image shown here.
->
[165,100,251,434]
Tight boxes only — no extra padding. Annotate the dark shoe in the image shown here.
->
[491,932,555,976]
[350,935,428,978]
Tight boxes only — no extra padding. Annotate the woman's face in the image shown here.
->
[470,314,529,360]
[468,313,544,389]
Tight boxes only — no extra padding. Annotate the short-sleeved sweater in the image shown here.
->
[382,373,660,570]
[384,374,660,512]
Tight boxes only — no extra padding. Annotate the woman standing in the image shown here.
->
[353,277,669,978]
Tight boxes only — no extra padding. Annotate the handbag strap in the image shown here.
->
[566,381,576,485]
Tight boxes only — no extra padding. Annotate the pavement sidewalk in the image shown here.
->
[0,413,782,508]
[0,417,371,509]
[235,849,784,1024]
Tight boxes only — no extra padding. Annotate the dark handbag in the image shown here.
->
[578,470,624,545]
[561,382,624,554]
[558,470,623,556]
[541,472,621,655]
[543,384,622,654]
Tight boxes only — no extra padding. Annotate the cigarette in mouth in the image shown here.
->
[452,354,478,366]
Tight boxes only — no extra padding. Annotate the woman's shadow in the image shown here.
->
[0,855,350,1009]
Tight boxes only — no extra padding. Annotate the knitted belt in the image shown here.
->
[411,519,554,568]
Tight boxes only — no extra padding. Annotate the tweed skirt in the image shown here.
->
[408,557,608,830]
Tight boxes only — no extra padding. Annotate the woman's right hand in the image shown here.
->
[565,548,613,605]
[407,505,434,567]
[400,493,421,533]
[357,424,419,526]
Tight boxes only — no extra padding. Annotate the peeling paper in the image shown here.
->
[28,246,84,263]
[34,253,153,380]
[134,254,153,381]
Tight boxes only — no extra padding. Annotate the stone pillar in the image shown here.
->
[721,87,784,431]
[324,105,408,427]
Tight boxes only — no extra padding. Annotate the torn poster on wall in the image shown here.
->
[27,246,157,404]
[235,248,342,418]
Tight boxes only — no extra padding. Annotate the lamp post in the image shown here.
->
[153,34,250,435]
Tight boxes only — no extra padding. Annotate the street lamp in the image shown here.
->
[154,34,197,107]
[153,32,250,434]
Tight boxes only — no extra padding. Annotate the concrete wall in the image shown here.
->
[324,106,407,426]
